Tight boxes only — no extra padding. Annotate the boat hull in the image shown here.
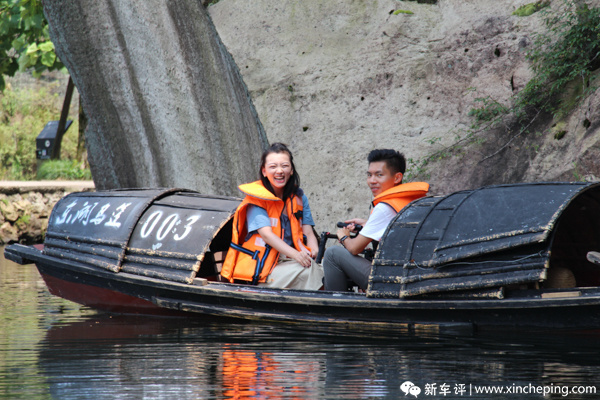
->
[11,244,600,332]
[40,269,188,316]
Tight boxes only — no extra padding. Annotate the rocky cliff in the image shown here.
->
[209,0,600,231]
[44,0,268,194]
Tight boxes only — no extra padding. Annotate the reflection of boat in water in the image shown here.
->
[39,316,600,399]
[38,317,336,399]
[6,182,600,331]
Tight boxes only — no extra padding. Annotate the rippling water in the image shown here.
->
[2,246,600,399]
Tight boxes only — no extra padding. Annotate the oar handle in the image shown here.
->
[337,221,363,232]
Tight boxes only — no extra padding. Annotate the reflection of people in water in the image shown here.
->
[220,345,322,399]
[35,315,600,400]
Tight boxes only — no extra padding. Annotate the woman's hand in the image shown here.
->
[258,226,313,267]
[293,249,313,268]
[302,225,319,259]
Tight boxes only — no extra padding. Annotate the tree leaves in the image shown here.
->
[0,0,63,90]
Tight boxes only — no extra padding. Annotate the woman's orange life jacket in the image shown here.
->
[371,182,430,212]
[221,181,311,284]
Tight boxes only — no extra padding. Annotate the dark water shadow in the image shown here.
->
[36,314,600,399]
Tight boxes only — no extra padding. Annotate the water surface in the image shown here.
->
[1,246,599,399]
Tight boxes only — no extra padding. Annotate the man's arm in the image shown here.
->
[344,218,368,227]
[336,204,397,256]
[336,229,372,256]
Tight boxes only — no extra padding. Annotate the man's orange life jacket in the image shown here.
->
[371,182,429,212]
[221,181,310,284]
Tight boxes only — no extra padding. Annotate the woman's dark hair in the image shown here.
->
[259,142,300,201]
[367,149,406,175]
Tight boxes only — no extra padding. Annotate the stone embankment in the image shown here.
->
[0,181,94,245]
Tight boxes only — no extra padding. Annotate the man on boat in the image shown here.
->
[323,149,429,291]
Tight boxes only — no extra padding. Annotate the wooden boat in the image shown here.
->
[6,182,600,332]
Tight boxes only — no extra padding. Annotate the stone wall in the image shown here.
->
[0,183,94,245]
[0,192,61,244]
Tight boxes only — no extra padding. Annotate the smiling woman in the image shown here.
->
[221,143,323,290]
[260,145,296,200]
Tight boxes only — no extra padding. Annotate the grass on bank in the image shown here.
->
[0,80,90,180]
[37,159,91,180]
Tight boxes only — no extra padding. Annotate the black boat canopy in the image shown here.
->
[369,182,600,298]
[44,188,240,284]
[40,182,600,297]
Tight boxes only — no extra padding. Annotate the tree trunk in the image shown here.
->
[77,102,87,165]
[43,0,268,195]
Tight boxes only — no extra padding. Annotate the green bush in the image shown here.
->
[0,80,87,180]
[512,1,550,17]
[468,96,509,124]
[516,0,600,118]
[36,159,91,180]
[463,0,600,132]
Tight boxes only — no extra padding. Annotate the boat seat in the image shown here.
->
[544,266,576,289]
[198,250,227,280]
[212,251,226,273]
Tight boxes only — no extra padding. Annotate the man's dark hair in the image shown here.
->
[367,149,406,175]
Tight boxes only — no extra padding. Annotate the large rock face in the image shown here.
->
[42,0,600,233]
[209,0,600,230]
[44,0,268,195]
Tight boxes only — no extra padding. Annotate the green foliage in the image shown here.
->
[572,162,583,181]
[466,1,600,125]
[516,0,600,118]
[37,159,91,180]
[468,96,509,124]
[512,1,550,17]
[0,0,63,91]
[16,213,30,225]
[0,82,86,180]
[397,1,600,182]
[554,130,567,140]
